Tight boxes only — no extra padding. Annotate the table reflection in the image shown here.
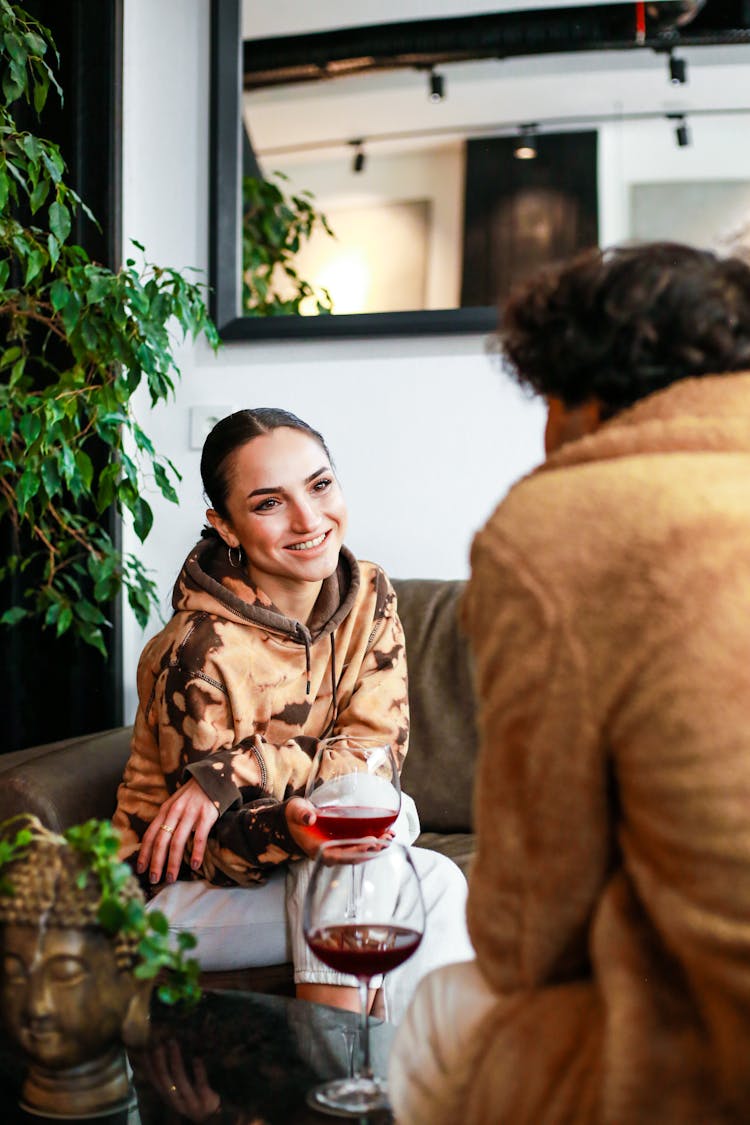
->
[0,990,395,1125]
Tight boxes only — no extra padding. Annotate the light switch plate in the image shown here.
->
[189,405,237,450]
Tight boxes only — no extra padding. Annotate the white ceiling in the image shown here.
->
[243,0,637,40]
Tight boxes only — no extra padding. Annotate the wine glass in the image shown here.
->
[304,735,401,843]
[303,839,425,1116]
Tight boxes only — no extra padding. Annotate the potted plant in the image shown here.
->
[0,0,219,658]
[0,813,200,1116]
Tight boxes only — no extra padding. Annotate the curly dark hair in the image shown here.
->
[499,242,750,415]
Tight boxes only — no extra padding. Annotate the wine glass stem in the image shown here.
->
[345,864,365,919]
[357,978,373,1080]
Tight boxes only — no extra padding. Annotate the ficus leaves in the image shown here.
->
[0,1,219,654]
[242,171,335,316]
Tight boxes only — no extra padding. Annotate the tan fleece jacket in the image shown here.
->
[114,538,409,886]
[459,373,750,1123]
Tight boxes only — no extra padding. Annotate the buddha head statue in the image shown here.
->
[0,816,149,1115]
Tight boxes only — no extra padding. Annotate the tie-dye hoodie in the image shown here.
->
[113,536,409,887]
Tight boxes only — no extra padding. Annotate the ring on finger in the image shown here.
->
[161,824,174,835]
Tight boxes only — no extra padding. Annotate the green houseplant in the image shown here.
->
[0,1,219,655]
[0,813,200,1005]
[0,814,200,1115]
[242,171,335,316]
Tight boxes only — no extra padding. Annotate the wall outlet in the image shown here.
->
[189,405,236,450]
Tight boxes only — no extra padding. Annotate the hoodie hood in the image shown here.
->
[172,535,361,644]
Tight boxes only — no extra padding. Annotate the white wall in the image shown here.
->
[599,114,750,248]
[259,144,465,310]
[120,0,546,724]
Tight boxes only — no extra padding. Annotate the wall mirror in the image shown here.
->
[210,1,750,340]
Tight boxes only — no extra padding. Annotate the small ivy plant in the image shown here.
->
[0,1,220,654]
[242,171,335,316]
[0,815,201,1007]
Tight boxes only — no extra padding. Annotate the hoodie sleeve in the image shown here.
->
[127,661,306,883]
[139,661,306,815]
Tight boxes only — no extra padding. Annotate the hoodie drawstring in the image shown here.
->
[296,625,341,731]
[296,623,312,696]
[329,634,339,728]
[320,634,341,738]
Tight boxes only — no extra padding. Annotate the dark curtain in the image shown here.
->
[0,1,123,753]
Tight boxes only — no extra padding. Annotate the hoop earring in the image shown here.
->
[227,545,243,569]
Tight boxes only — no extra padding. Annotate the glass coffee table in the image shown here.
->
[0,989,396,1124]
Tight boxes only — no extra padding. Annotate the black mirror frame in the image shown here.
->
[208,0,497,341]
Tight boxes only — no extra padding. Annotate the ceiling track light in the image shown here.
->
[429,69,445,102]
[514,123,538,160]
[349,138,366,173]
[669,51,687,85]
[667,113,690,147]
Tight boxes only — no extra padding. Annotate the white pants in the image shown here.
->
[150,793,475,1024]
[388,960,498,1125]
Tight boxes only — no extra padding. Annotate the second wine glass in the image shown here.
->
[303,839,425,1116]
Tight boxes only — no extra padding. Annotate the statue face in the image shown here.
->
[1,926,134,1069]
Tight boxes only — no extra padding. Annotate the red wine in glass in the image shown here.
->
[306,923,423,977]
[304,736,402,846]
[311,805,399,842]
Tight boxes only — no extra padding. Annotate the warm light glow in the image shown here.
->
[514,144,537,160]
[306,252,371,315]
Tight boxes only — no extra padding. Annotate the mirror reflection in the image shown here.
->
[237,3,750,323]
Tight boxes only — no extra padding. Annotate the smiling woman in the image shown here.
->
[112,406,474,1024]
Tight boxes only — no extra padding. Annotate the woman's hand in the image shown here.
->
[138,778,219,884]
[143,1038,221,1123]
[285,797,322,858]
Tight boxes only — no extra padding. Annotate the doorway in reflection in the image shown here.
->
[461,132,598,306]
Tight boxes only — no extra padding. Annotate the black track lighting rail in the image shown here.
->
[243,3,750,90]
[256,104,750,159]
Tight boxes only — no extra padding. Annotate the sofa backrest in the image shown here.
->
[0,726,131,831]
[393,579,478,834]
[0,579,479,836]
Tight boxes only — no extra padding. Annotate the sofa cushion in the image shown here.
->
[392,579,478,834]
[415,832,475,878]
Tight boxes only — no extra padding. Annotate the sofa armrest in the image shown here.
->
[0,727,132,832]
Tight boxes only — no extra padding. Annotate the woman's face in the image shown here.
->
[210,427,348,599]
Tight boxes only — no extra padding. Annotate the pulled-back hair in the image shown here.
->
[200,408,332,519]
[499,242,750,416]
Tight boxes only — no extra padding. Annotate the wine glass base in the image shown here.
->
[306,1076,390,1117]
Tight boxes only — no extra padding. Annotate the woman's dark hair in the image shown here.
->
[200,408,332,518]
[499,241,750,415]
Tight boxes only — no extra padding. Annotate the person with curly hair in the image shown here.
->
[390,242,750,1123]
